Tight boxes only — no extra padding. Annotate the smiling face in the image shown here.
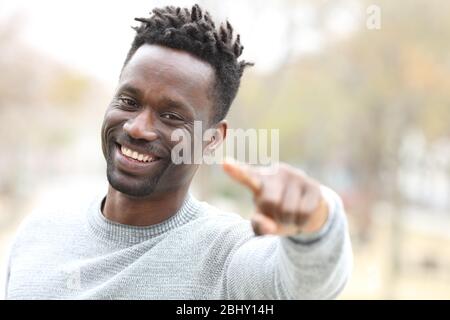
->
[101,44,217,198]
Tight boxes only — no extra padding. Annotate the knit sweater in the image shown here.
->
[5,186,352,299]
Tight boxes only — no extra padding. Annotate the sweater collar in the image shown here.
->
[87,192,201,245]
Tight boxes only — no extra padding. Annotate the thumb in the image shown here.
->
[222,157,262,194]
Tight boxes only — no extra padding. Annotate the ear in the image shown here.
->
[205,120,227,152]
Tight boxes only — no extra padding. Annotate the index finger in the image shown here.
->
[222,157,262,195]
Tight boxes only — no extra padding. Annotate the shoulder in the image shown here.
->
[23,193,97,227]
[9,193,100,254]
[196,199,248,226]
[187,198,255,244]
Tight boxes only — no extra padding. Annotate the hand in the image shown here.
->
[222,159,329,236]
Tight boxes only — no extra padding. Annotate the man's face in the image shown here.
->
[101,44,216,197]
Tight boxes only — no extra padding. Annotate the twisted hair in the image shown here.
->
[123,4,253,122]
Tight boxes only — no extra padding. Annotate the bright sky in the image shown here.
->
[1,0,361,86]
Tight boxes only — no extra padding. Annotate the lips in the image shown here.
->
[113,142,164,173]
[120,144,159,163]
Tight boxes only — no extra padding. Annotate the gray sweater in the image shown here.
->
[5,186,352,299]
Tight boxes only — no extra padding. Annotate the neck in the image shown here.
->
[102,185,190,226]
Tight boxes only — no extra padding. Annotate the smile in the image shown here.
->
[120,144,159,163]
[114,142,162,169]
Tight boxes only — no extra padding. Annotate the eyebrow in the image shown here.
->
[117,84,142,99]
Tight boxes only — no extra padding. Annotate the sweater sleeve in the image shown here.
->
[224,185,353,299]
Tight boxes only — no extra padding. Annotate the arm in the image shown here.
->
[222,161,353,299]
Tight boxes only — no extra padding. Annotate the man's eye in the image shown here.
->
[160,113,183,121]
[118,97,138,108]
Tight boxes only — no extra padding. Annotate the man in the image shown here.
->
[5,4,352,299]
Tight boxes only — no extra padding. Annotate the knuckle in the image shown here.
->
[280,204,297,221]
[296,213,310,226]
[258,197,279,213]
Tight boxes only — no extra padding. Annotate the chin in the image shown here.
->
[106,168,160,198]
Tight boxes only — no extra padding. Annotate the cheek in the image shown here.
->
[165,163,198,186]
[105,107,127,124]
[160,126,192,149]
[101,109,127,155]
[103,109,129,135]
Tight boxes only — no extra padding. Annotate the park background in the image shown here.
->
[0,0,449,299]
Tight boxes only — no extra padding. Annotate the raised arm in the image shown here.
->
[222,160,353,299]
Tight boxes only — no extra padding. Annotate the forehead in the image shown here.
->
[119,44,215,111]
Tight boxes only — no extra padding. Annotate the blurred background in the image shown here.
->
[0,0,449,299]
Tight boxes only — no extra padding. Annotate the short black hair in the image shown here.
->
[123,4,253,123]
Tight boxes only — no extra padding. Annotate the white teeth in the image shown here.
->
[120,145,156,163]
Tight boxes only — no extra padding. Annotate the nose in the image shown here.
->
[123,108,158,141]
